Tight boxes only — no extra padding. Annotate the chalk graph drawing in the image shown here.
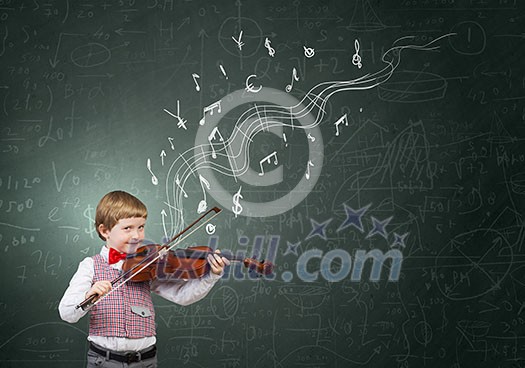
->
[155,34,456,239]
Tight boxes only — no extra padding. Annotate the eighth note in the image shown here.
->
[192,73,201,91]
[199,100,222,125]
[146,158,158,185]
[285,67,299,93]
[334,113,348,136]
[352,39,362,69]
[259,151,278,176]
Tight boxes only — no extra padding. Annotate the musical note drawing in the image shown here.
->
[232,186,243,218]
[265,37,275,57]
[334,113,348,136]
[352,39,362,69]
[192,73,200,91]
[208,126,224,159]
[219,64,228,79]
[199,100,222,125]
[285,67,299,93]
[307,133,316,142]
[258,151,278,176]
[161,33,455,237]
[197,174,210,214]
[146,158,158,185]
[176,174,188,198]
[305,160,314,180]
[232,30,244,50]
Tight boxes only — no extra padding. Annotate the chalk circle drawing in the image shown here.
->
[70,42,111,68]
[449,21,486,55]
[210,285,239,321]
[434,228,513,301]
[413,321,433,346]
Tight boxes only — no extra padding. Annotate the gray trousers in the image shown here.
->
[86,346,157,368]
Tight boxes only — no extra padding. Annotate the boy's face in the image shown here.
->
[99,217,146,253]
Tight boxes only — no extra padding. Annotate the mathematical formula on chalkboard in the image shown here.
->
[1,1,525,367]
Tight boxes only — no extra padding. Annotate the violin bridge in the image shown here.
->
[159,248,168,258]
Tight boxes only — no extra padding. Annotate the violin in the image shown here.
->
[122,244,272,281]
[76,207,273,310]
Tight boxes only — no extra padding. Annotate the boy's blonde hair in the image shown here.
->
[95,191,148,240]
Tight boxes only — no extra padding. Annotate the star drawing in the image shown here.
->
[337,203,371,233]
[306,218,332,241]
[366,216,392,239]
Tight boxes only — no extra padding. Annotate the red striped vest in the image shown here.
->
[89,254,156,338]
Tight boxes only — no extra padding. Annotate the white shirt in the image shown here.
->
[58,246,221,352]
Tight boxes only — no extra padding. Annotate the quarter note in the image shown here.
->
[285,67,299,93]
[305,160,314,180]
[197,174,210,213]
[146,158,158,185]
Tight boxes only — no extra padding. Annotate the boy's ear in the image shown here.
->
[98,224,110,240]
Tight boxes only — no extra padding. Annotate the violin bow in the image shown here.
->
[76,207,222,311]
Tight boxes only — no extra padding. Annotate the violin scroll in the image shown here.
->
[243,258,274,276]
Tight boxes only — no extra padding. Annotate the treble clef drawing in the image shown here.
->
[352,39,362,69]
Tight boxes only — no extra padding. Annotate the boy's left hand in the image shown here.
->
[207,249,231,275]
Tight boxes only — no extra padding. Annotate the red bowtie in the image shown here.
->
[108,248,127,264]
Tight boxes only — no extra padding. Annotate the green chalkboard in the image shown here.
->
[1,0,525,367]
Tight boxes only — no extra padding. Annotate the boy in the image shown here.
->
[59,190,229,367]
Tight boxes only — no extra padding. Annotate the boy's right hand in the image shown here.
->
[85,280,112,301]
